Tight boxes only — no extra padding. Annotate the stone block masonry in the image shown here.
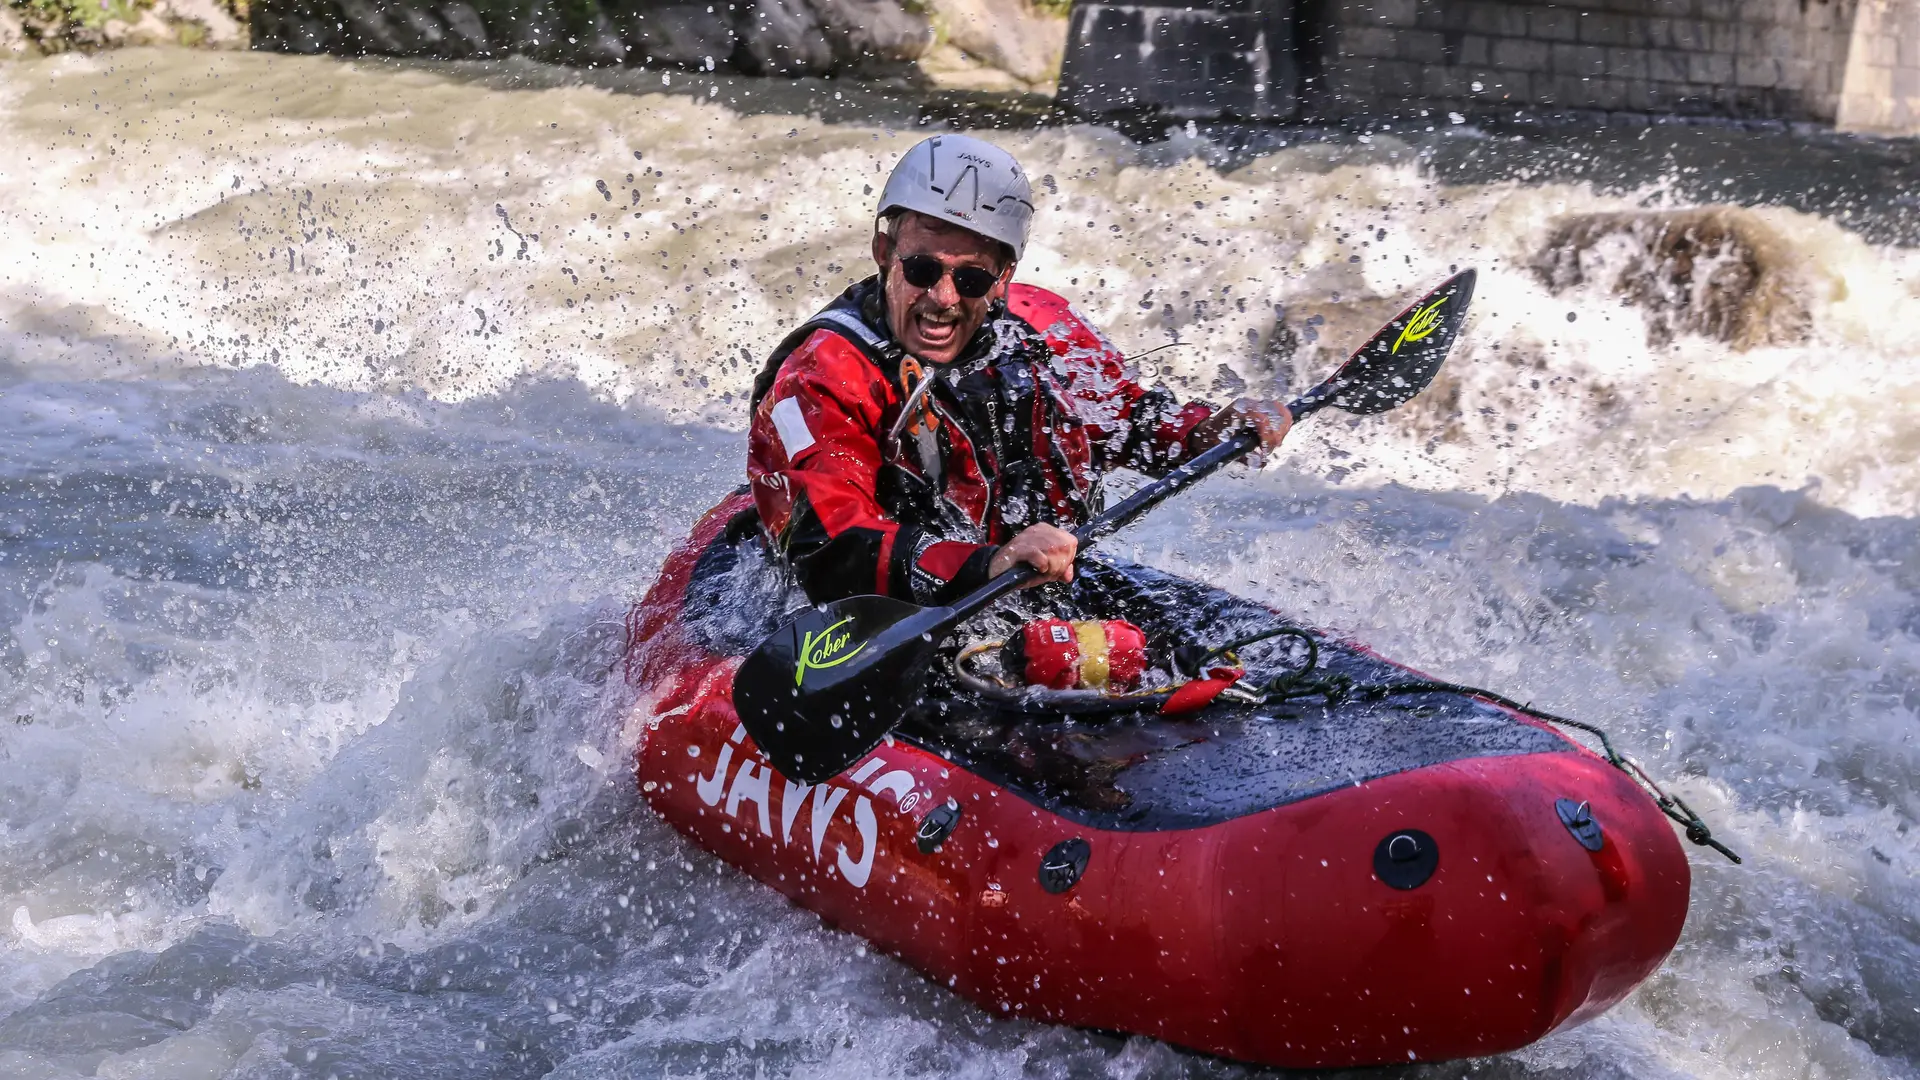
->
[1839,0,1920,132]
[1320,0,1865,125]
[1060,0,1920,134]
[1057,0,1300,118]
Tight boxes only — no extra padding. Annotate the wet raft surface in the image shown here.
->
[687,534,1570,833]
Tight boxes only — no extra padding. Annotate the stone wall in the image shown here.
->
[1319,0,1860,122]
[1060,0,1920,132]
[1837,0,1920,132]
[1058,0,1298,117]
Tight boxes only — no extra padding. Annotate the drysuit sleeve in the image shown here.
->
[747,333,999,606]
[1008,286,1216,476]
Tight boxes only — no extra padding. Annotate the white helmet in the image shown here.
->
[876,134,1035,261]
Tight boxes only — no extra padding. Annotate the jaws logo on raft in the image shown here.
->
[794,616,865,685]
[691,724,920,889]
[1391,296,1450,354]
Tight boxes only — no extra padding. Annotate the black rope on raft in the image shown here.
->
[1207,625,1743,865]
[1350,680,1742,865]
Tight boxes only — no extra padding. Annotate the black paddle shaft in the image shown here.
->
[940,430,1260,621]
[941,265,1479,622]
[734,269,1477,782]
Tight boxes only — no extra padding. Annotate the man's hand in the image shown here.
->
[1188,398,1294,463]
[988,523,1078,587]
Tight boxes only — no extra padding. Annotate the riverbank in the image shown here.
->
[2,0,1066,92]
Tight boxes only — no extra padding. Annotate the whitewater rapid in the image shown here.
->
[1,46,1916,1079]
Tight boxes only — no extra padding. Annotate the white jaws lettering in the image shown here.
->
[811,785,851,860]
[865,769,915,804]
[837,796,877,888]
[695,741,735,806]
[726,759,774,837]
[780,778,813,843]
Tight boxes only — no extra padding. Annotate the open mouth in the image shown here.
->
[913,310,962,349]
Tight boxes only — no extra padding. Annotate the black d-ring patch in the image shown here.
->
[1039,838,1091,894]
[1373,829,1439,890]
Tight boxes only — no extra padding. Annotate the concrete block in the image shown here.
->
[1735,54,1779,86]
[1492,36,1552,69]
[1712,83,1750,112]
[1422,63,1467,95]
[1707,20,1739,54]
[1667,18,1706,49]
[1464,69,1524,98]
[1777,56,1816,91]
[1668,81,1719,109]
[1345,24,1399,58]
[1551,41,1609,74]
[1758,23,1800,60]
[1463,1,1530,36]
[1455,31,1491,65]
[1396,28,1448,62]
[1687,50,1734,82]
[1545,73,1595,103]
[1695,0,1736,19]
[1589,75,1631,107]
[1579,11,1634,44]
[1605,45,1650,77]
[1375,57,1427,93]
[1369,0,1421,28]
[1648,48,1689,81]
[1336,58,1380,94]
[1413,0,1451,30]
[1458,1,1505,34]
[1624,78,1657,108]
[1531,6,1580,41]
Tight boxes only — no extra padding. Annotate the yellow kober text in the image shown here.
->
[1391,296,1450,354]
[795,616,867,685]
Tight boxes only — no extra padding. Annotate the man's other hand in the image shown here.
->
[1189,398,1293,463]
[989,523,1078,587]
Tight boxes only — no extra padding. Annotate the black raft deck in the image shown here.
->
[681,538,1570,835]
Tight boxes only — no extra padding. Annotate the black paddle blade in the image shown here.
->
[1292,268,1476,419]
[733,593,941,783]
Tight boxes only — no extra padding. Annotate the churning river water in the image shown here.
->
[1,45,1917,1080]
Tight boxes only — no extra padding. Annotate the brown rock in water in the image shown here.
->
[1533,209,1817,350]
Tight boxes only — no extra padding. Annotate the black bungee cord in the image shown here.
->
[1195,625,1745,865]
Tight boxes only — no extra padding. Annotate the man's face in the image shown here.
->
[872,211,1012,367]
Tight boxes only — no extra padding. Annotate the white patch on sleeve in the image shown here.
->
[770,396,817,459]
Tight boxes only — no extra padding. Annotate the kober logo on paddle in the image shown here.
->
[1391,295,1450,354]
[794,616,867,686]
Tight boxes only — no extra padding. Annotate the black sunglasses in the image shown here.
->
[898,255,1001,299]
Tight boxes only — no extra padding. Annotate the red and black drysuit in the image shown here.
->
[747,277,1217,607]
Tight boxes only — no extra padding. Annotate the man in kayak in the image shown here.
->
[746,134,1292,607]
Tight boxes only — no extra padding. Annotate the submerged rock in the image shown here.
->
[1533,209,1822,350]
